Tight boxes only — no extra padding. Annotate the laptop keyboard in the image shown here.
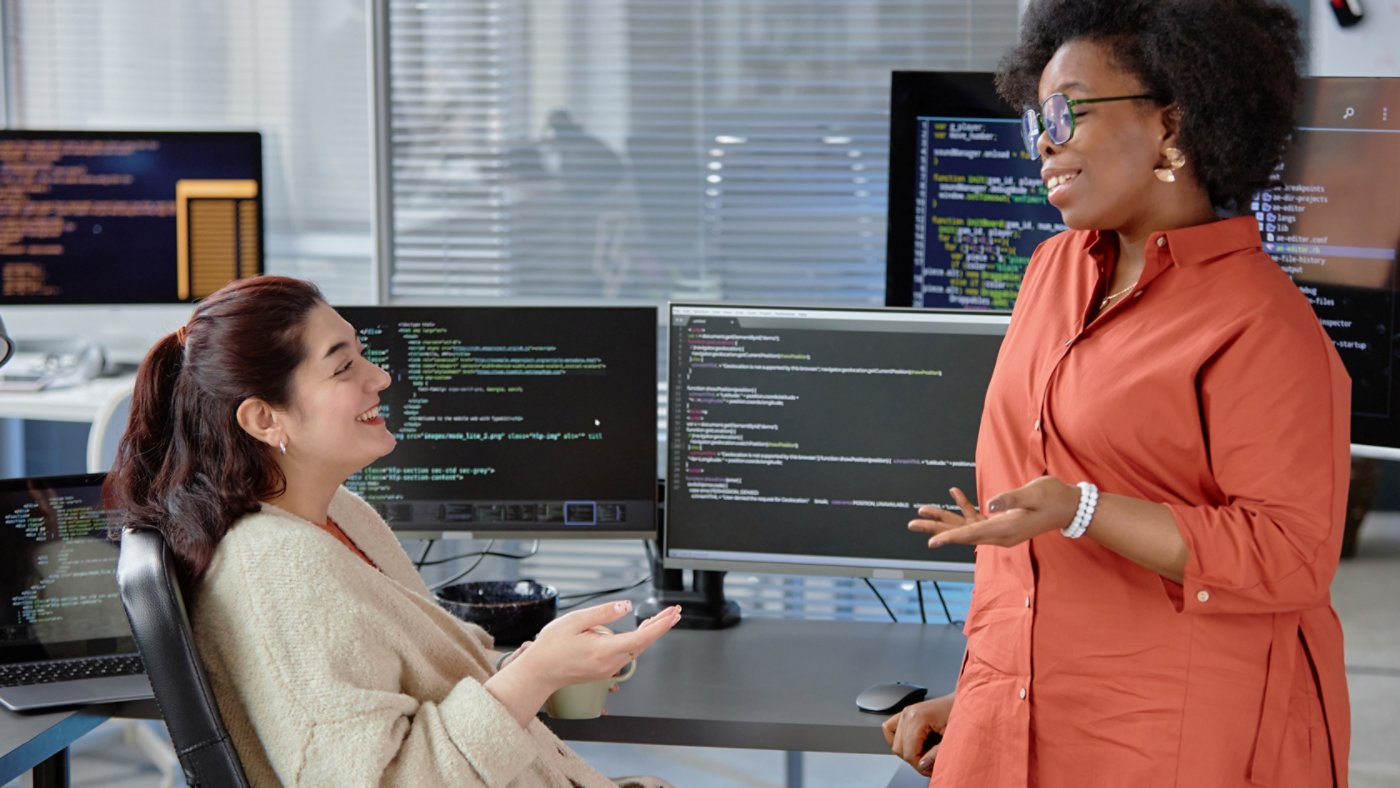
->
[0,654,145,688]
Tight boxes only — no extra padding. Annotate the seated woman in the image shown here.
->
[105,275,681,787]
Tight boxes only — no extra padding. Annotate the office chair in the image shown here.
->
[117,527,251,787]
[86,386,132,474]
[86,387,188,787]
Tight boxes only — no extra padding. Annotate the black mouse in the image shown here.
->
[855,681,927,714]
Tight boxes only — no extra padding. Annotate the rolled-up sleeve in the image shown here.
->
[1166,314,1350,615]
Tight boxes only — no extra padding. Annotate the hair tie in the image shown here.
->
[175,325,188,347]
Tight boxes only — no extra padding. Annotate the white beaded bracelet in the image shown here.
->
[1061,481,1098,539]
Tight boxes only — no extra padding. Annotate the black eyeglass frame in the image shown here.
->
[1020,93,1155,159]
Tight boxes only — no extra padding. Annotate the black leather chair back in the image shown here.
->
[117,527,250,787]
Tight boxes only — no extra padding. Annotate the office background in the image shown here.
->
[1,0,1397,786]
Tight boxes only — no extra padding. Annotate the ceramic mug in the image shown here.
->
[543,659,638,719]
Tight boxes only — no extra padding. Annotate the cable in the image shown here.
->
[413,539,436,570]
[427,540,495,592]
[932,581,956,625]
[557,575,654,611]
[862,578,898,623]
[417,540,540,567]
[916,581,928,624]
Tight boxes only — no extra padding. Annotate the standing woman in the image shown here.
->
[884,1,1350,785]
[105,276,680,787]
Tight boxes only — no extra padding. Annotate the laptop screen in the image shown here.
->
[0,472,136,662]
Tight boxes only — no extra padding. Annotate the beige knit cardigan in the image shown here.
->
[191,487,625,787]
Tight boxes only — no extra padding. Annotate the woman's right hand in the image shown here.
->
[881,692,953,776]
[485,599,682,727]
[518,599,681,690]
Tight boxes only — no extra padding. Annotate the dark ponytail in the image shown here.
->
[104,275,326,590]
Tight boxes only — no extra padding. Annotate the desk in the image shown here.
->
[549,617,965,754]
[0,376,135,424]
[2,620,961,786]
[0,700,158,787]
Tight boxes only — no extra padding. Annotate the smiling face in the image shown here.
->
[275,302,395,486]
[1035,39,1181,239]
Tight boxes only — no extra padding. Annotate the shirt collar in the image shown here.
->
[1082,216,1262,267]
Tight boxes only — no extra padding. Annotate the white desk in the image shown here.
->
[0,375,135,424]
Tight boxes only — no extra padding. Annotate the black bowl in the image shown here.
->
[436,580,558,647]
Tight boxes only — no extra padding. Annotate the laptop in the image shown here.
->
[0,472,152,712]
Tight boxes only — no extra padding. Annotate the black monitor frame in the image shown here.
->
[337,305,659,539]
[0,129,263,305]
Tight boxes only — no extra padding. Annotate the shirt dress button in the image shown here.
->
[1196,590,1210,603]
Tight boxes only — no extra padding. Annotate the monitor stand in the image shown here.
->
[636,562,740,630]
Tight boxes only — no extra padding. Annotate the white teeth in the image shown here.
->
[356,406,380,422]
[1045,173,1078,192]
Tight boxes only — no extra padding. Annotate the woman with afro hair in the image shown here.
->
[884,1,1350,785]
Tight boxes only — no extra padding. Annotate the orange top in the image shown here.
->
[933,218,1351,787]
[318,516,376,569]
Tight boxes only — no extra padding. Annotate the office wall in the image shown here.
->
[1310,0,1400,77]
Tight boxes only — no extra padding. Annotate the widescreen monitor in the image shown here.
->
[338,306,658,538]
[885,72,1400,456]
[0,130,262,304]
[663,304,1007,580]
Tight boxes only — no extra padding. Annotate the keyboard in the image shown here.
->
[0,654,145,687]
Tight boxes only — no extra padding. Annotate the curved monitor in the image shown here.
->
[663,304,1007,581]
[338,306,658,538]
[885,72,1400,457]
[0,130,262,304]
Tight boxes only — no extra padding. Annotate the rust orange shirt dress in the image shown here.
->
[931,218,1351,787]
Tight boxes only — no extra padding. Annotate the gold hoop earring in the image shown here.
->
[1154,147,1186,183]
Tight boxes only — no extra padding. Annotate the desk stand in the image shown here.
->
[636,560,740,629]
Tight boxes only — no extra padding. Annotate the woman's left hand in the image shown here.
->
[910,476,1078,548]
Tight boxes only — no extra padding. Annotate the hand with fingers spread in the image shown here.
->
[882,693,953,776]
[909,477,1078,550]
[485,600,682,727]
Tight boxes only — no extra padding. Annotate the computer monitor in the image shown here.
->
[663,303,1006,581]
[337,306,658,538]
[885,72,1400,457]
[0,472,132,662]
[884,70,1065,311]
[1256,77,1400,458]
[0,130,263,304]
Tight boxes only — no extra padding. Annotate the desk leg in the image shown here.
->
[784,750,803,788]
[31,747,69,788]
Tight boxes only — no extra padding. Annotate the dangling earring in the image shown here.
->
[278,439,287,456]
[1154,147,1186,183]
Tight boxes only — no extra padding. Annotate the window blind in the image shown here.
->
[2,0,373,303]
[381,0,1021,305]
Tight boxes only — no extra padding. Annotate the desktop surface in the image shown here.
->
[546,617,966,754]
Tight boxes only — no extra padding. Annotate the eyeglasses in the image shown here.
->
[1020,93,1153,159]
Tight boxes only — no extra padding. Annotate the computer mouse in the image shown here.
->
[855,681,928,714]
